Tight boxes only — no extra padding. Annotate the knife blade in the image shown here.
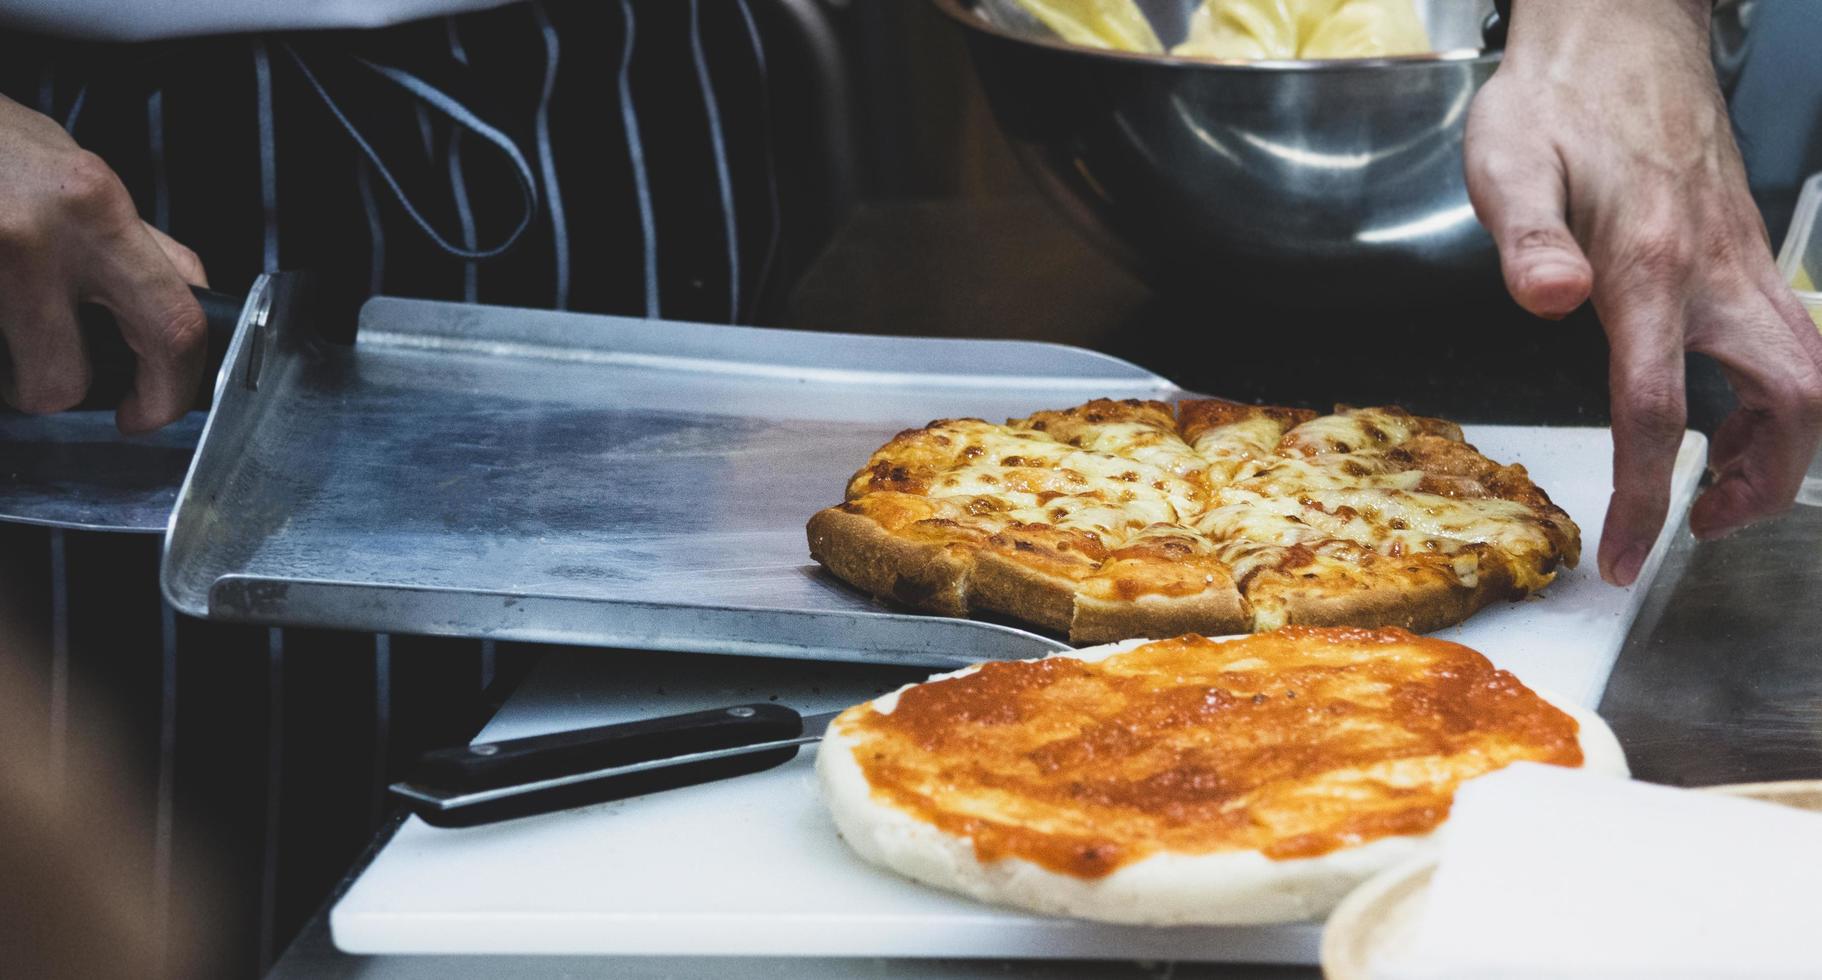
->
[391,704,842,828]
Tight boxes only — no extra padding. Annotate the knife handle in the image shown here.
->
[72,285,244,410]
[402,703,806,828]
[0,285,243,414]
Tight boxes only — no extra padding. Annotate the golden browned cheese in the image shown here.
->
[811,400,1585,642]
[843,627,1583,878]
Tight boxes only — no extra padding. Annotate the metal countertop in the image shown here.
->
[270,198,1821,979]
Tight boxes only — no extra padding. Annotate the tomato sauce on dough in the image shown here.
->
[846,627,1583,877]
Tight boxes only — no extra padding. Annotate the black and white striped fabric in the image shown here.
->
[0,0,781,320]
[0,3,800,976]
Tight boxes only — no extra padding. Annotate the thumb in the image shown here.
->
[1465,141,1594,319]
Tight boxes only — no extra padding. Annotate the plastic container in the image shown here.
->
[1775,173,1822,504]
[1778,172,1822,323]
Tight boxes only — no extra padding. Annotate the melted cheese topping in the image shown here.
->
[1291,487,1554,557]
[1278,406,1435,457]
[948,424,1068,469]
[1187,414,1285,456]
[836,399,1580,632]
[1194,491,1333,552]
[1195,504,1394,627]
[1103,425,1208,478]
[1077,525,1237,602]
[1024,419,1210,480]
[841,628,1583,877]
[1004,497,1177,538]
[1232,454,1426,492]
[1188,414,1293,483]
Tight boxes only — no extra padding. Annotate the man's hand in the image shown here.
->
[1465,0,1822,586]
[0,93,209,433]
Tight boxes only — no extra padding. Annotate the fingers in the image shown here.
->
[0,286,89,413]
[1690,400,1817,539]
[142,222,209,288]
[82,220,207,434]
[1465,3,1816,582]
[1686,292,1822,539]
[1595,293,1689,587]
[1464,112,1595,319]
[44,150,207,433]
[0,103,209,431]
[0,126,92,412]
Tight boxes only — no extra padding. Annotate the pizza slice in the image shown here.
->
[846,418,1064,500]
[1231,429,1581,592]
[1276,405,1463,457]
[1177,400,1318,482]
[1194,491,1518,633]
[1070,524,1251,642]
[1017,398,1211,481]
[807,492,1005,617]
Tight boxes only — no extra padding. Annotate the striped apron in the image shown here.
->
[0,2,791,974]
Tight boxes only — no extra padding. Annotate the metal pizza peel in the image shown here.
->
[149,272,1180,666]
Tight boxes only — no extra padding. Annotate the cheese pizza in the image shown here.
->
[807,399,1580,640]
[817,627,1627,925]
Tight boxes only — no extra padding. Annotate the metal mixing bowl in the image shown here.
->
[934,0,1501,306]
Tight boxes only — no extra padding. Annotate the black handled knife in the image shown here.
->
[0,285,244,412]
[390,704,841,828]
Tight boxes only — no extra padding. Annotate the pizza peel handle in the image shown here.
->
[391,703,815,828]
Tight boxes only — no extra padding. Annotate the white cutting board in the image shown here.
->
[332,426,1706,963]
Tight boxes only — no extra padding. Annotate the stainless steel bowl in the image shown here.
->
[934,0,1502,306]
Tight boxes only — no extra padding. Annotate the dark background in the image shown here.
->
[3,1,1820,977]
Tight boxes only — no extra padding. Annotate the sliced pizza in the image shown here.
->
[806,398,1581,640]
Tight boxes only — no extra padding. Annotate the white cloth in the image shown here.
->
[0,0,519,42]
[1371,764,1822,980]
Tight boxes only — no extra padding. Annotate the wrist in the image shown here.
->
[1501,0,1713,72]
[1506,0,1712,20]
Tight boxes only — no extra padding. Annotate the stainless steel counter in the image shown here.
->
[1601,505,1822,788]
[268,199,1821,979]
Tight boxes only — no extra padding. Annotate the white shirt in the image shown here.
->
[0,0,519,41]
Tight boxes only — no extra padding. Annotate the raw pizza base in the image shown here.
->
[816,638,1628,927]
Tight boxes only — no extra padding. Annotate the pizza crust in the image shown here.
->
[812,504,1260,642]
[806,507,974,617]
[1070,588,1251,644]
[808,501,1526,641]
[1264,552,1521,635]
[968,547,1079,635]
[1273,581,1507,635]
[817,640,1629,927]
